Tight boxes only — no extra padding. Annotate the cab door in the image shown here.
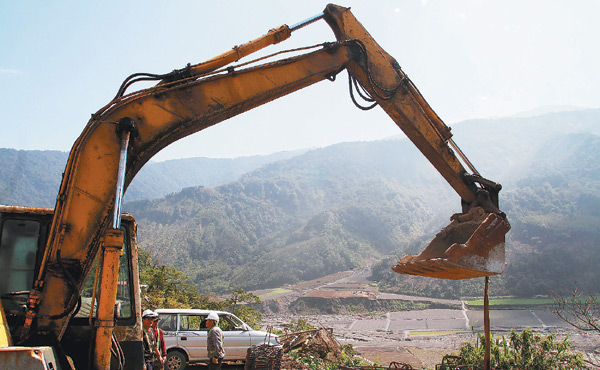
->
[176,313,208,361]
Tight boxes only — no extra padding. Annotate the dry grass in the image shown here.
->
[406,348,455,370]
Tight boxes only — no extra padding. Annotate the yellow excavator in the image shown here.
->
[0,4,509,370]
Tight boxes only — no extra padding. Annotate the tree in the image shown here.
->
[138,248,218,310]
[553,286,600,333]
[139,249,265,330]
[222,288,262,329]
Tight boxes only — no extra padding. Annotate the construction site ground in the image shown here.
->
[255,268,600,369]
[183,269,598,369]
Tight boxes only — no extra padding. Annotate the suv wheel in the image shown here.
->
[166,351,187,370]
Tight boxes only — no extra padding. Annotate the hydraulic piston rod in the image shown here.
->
[94,119,133,370]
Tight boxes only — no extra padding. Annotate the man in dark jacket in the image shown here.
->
[206,311,225,370]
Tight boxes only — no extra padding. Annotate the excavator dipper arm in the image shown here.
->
[323,5,511,280]
[21,4,508,368]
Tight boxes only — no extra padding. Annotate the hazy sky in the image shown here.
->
[1,0,599,161]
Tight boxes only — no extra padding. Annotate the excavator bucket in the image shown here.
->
[392,207,510,280]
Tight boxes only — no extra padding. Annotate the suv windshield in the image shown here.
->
[219,314,246,331]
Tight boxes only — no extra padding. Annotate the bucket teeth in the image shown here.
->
[392,258,501,280]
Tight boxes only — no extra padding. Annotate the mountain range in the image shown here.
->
[2,109,599,298]
[0,148,305,207]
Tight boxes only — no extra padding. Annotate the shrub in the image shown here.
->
[286,318,316,332]
[458,328,585,369]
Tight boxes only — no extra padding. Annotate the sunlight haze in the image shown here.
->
[1,0,598,160]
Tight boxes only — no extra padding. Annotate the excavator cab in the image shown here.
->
[392,180,510,280]
[0,206,143,369]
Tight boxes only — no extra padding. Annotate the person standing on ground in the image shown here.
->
[206,311,225,370]
[152,311,167,370]
[142,310,157,370]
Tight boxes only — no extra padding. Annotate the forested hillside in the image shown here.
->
[125,139,450,292]
[126,109,600,297]
[0,149,301,207]
[124,150,305,201]
[0,149,68,208]
[377,110,600,298]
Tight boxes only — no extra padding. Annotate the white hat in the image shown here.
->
[142,309,156,319]
[207,312,219,322]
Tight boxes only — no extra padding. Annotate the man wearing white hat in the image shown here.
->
[142,309,158,370]
[205,312,225,370]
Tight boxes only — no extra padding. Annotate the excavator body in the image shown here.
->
[0,4,509,369]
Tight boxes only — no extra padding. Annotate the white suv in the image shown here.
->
[155,308,280,370]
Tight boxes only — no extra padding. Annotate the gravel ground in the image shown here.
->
[261,312,600,369]
[256,269,600,369]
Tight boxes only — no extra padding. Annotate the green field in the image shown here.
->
[259,288,293,298]
[467,297,555,307]
[409,330,469,337]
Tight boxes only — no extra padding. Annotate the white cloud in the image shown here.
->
[1,68,19,74]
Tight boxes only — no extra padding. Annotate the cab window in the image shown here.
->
[179,314,206,331]
[0,219,41,312]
